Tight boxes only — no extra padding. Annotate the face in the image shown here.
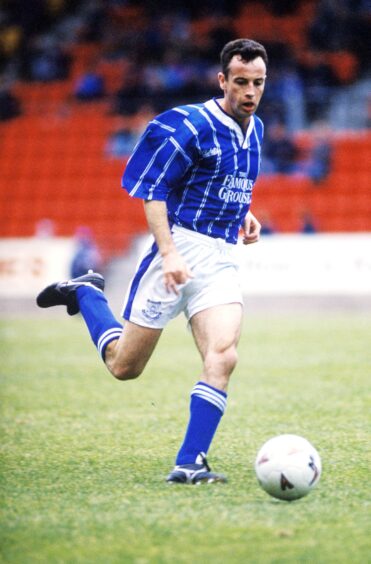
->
[218,55,266,127]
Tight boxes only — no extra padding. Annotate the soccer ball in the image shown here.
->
[254,434,321,501]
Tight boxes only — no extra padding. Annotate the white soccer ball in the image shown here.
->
[254,434,321,501]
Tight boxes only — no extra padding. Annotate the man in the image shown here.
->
[37,38,268,484]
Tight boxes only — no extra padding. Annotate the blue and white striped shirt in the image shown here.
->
[122,98,264,244]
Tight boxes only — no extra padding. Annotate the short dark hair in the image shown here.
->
[220,38,268,76]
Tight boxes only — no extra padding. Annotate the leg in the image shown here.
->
[36,271,162,381]
[77,285,162,381]
[105,321,162,380]
[167,303,243,484]
[191,302,243,391]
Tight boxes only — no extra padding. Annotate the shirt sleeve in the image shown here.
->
[121,116,197,201]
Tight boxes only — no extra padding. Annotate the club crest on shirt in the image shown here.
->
[142,299,162,321]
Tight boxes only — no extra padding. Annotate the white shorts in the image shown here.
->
[121,225,243,329]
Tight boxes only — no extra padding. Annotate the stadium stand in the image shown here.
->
[0,0,370,259]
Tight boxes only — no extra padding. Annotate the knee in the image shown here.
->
[205,346,239,376]
[221,346,239,374]
[107,359,143,381]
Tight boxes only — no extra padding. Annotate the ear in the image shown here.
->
[218,72,226,93]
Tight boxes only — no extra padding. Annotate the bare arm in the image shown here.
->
[143,200,193,294]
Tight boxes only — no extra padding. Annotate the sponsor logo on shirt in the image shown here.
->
[218,174,253,204]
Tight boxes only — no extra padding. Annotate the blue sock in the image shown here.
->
[76,286,123,361]
[175,381,227,465]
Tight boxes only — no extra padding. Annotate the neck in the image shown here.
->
[217,98,250,133]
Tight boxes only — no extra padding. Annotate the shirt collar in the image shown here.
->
[204,98,255,148]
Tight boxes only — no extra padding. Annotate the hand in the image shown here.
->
[242,211,261,245]
[162,249,193,294]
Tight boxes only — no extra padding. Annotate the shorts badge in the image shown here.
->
[142,299,162,321]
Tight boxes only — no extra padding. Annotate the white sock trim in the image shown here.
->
[191,383,227,414]
[97,328,122,358]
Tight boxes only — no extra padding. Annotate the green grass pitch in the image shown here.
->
[1,312,370,563]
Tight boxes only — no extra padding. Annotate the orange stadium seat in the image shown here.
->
[1,49,371,257]
[233,2,316,50]
[254,132,371,233]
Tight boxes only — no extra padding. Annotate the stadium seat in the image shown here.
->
[1,40,370,252]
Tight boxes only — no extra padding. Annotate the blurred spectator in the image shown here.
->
[34,218,55,238]
[0,0,368,135]
[260,212,276,235]
[259,64,305,131]
[298,122,333,184]
[306,129,332,184]
[367,92,371,129]
[138,13,191,62]
[76,0,107,42]
[0,82,22,121]
[298,51,338,122]
[24,36,71,82]
[280,67,306,132]
[308,0,350,51]
[262,122,300,174]
[105,104,155,158]
[262,121,333,182]
[70,226,102,279]
[300,211,318,234]
[308,0,370,74]
[210,22,235,52]
[105,125,137,158]
[73,64,105,101]
[113,65,148,115]
[346,1,371,74]
[0,23,22,74]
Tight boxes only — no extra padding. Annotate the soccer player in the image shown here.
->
[37,38,268,484]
